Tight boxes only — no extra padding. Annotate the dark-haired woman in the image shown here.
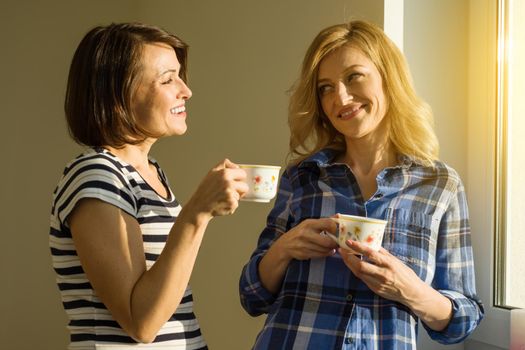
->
[50,23,248,349]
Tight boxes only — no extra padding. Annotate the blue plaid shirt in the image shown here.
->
[239,148,484,349]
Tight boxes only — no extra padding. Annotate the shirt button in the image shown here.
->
[346,294,353,301]
[344,337,353,344]
[375,193,383,199]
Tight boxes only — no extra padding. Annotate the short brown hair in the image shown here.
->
[65,22,189,147]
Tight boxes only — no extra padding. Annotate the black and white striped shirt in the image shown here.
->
[49,147,207,349]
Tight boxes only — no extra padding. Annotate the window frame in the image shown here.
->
[494,0,524,310]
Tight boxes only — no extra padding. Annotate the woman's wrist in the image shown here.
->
[177,201,213,227]
[404,281,453,331]
[259,238,292,294]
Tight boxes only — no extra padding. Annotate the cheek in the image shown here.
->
[320,98,331,117]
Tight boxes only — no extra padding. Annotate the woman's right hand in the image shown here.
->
[258,218,338,294]
[274,218,339,261]
[184,159,249,221]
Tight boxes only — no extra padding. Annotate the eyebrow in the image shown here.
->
[317,64,367,84]
[158,68,178,77]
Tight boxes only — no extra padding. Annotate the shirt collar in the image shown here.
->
[297,148,342,169]
[297,148,417,170]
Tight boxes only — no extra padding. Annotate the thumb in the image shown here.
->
[223,158,239,169]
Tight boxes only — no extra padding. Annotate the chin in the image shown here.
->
[171,126,188,136]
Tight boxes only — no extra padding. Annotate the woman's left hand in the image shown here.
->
[339,240,423,305]
[340,240,454,331]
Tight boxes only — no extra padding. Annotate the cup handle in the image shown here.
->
[321,230,338,244]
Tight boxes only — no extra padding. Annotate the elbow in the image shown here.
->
[124,324,159,344]
[133,331,156,344]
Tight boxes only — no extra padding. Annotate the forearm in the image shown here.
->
[258,239,292,294]
[404,280,453,331]
[127,206,211,342]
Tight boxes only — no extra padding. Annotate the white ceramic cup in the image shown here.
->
[326,213,387,253]
[239,164,281,203]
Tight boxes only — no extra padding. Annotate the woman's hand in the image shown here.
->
[258,218,338,294]
[339,240,422,304]
[339,240,453,331]
[275,218,339,261]
[184,159,249,221]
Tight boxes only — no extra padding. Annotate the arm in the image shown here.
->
[258,219,338,294]
[239,170,338,314]
[422,179,484,343]
[340,241,454,331]
[340,177,483,343]
[69,159,248,343]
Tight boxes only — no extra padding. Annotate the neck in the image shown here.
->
[104,140,154,171]
[340,130,397,176]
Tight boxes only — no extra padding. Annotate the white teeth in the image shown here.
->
[170,106,185,114]
[341,106,360,117]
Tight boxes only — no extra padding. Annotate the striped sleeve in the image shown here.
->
[53,154,137,226]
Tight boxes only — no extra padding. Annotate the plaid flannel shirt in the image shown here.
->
[239,148,484,350]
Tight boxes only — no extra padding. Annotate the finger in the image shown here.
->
[303,218,338,235]
[339,247,380,271]
[339,248,363,274]
[225,177,249,196]
[306,243,337,255]
[223,158,239,169]
[212,158,235,171]
[345,240,376,256]
[301,246,337,259]
[236,182,250,197]
[308,232,339,249]
[227,168,248,180]
[346,240,387,266]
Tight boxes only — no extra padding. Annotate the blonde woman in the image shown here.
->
[239,20,483,349]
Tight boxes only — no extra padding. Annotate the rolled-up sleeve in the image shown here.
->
[424,178,484,343]
[239,170,294,316]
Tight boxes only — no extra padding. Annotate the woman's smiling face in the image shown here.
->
[132,42,192,139]
[317,44,388,141]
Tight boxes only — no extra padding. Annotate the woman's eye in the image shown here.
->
[318,85,332,95]
[346,73,362,83]
[162,78,173,85]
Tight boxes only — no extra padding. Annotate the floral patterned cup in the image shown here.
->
[326,213,387,253]
[239,164,281,203]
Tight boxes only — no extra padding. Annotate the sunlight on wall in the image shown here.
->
[506,0,525,309]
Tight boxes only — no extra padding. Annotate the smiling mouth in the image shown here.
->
[339,105,363,119]
[170,106,185,114]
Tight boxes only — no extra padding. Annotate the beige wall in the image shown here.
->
[404,0,469,176]
[1,1,138,348]
[3,1,496,349]
[404,1,468,349]
[0,1,383,349]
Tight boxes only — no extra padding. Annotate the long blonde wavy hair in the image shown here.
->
[288,20,438,167]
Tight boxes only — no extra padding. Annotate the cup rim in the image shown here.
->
[238,164,281,170]
[334,213,387,225]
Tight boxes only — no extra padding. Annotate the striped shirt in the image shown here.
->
[49,147,207,350]
[239,148,484,349]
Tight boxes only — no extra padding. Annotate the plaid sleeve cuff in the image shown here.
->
[239,253,277,316]
[423,289,484,344]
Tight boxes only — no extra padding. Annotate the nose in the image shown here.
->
[177,79,192,100]
[335,81,352,105]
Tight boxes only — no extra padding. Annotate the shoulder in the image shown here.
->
[63,148,126,176]
[52,148,137,222]
[408,160,464,195]
[53,148,133,204]
[431,160,463,188]
[284,148,339,178]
